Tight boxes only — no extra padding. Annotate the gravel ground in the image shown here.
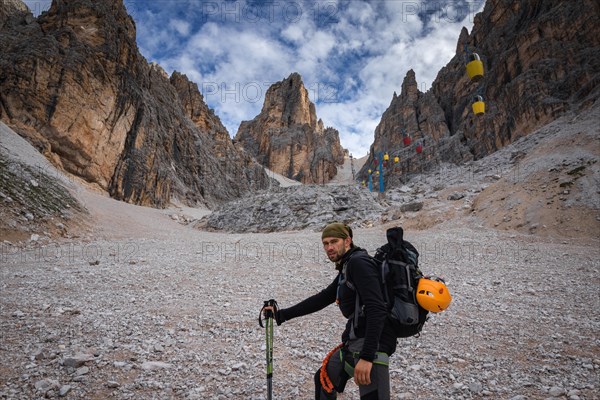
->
[1,96,599,400]
[1,222,598,399]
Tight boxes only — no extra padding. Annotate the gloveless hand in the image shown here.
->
[354,359,373,386]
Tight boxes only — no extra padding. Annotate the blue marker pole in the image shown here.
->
[379,152,384,193]
[368,172,373,192]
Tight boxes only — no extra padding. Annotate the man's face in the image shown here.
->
[322,236,351,262]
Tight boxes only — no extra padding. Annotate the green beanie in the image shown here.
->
[321,222,353,240]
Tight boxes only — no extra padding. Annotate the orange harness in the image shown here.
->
[319,343,344,393]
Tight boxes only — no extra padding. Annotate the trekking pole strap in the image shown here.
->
[259,299,279,328]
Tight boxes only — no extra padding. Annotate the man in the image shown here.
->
[265,222,396,399]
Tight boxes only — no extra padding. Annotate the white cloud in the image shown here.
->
[298,31,336,68]
[281,24,306,44]
[154,22,300,134]
[308,4,481,157]
[169,19,191,37]
[345,1,376,25]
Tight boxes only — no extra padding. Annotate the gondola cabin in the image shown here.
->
[472,95,485,115]
[466,53,484,81]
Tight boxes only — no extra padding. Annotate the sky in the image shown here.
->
[25,0,485,157]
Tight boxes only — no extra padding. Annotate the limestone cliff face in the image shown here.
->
[0,0,268,208]
[234,73,345,184]
[434,0,600,158]
[169,71,231,153]
[361,70,471,182]
[361,0,600,186]
[358,70,473,187]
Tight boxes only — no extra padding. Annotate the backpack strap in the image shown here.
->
[350,291,361,340]
[380,259,391,306]
[340,256,362,340]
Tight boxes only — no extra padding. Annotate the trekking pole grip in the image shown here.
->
[264,300,273,319]
[259,299,278,328]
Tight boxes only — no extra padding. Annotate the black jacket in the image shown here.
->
[278,247,397,361]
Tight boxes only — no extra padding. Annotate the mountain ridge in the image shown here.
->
[360,0,600,187]
[0,0,269,209]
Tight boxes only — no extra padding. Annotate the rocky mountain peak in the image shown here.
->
[455,26,469,54]
[235,72,345,184]
[0,0,269,208]
[44,0,137,45]
[260,72,317,129]
[360,0,599,189]
[400,69,419,104]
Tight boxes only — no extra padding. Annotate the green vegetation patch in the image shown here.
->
[0,153,82,219]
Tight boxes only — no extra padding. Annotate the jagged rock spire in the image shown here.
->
[235,72,345,184]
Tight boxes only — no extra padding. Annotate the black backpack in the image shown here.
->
[347,227,429,338]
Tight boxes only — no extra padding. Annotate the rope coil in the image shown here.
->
[320,343,344,393]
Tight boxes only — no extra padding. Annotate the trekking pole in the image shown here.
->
[259,299,278,400]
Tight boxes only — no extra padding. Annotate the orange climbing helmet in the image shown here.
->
[416,277,452,312]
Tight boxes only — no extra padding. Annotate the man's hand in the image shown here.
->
[354,359,373,386]
[262,306,283,325]
[263,306,275,314]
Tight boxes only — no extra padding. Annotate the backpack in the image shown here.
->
[346,226,429,338]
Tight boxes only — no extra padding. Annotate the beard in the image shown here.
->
[327,249,345,262]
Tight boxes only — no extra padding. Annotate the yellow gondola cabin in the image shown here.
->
[466,53,484,81]
[472,95,485,115]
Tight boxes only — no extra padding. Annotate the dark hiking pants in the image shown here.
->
[314,339,390,400]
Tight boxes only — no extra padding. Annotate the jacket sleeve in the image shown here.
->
[348,256,387,362]
[278,275,338,322]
